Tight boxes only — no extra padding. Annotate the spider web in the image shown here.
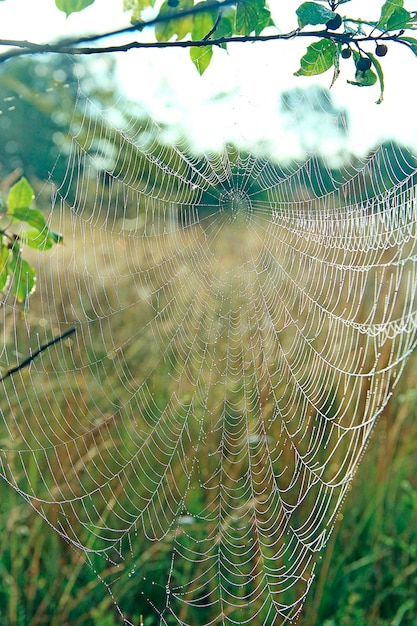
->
[1,73,417,626]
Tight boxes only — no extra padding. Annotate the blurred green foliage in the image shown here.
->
[0,177,63,309]
[1,282,417,625]
[0,55,118,183]
[0,56,76,182]
[0,218,417,626]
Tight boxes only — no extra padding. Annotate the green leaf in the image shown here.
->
[8,206,47,231]
[236,0,272,36]
[6,183,63,251]
[155,0,194,42]
[192,2,217,39]
[386,7,410,30]
[254,5,273,36]
[296,2,335,28]
[330,45,341,88]
[190,46,213,75]
[55,0,95,17]
[124,0,155,10]
[294,39,336,76]
[124,0,155,8]
[377,0,403,28]
[348,50,378,88]
[9,251,36,305]
[7,178,34,213]
[0,244,9,292]
[11,208,63,250]
[368,52,385,104]
[8,205,57,250]
[124,0,158,23]
[399,35,417,56]
[20,230,56,251]
[215,9,235,49]
[49,231,64,245]
[190,3,216,73]
[348,68,378,87]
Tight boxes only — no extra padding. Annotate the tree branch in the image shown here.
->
[0,0,236,63]
[0,29,411,63]
[0,326,77,382]
[0,0,413,65]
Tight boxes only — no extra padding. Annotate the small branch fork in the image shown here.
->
[0,325,77,382]
[0,1,414,63]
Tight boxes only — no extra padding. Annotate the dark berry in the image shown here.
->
[326,14,342,30]
[356,56,372,72]
[341,47,352,59]
[167,0,179,6]
[375,43,388,57]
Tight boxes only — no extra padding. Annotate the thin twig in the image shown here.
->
[204,12,223,41]
[0,325,77,382]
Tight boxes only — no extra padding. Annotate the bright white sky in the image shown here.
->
[0,0,417,160]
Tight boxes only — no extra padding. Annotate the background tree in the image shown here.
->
[0,55,118,182]
[280,85,349,159]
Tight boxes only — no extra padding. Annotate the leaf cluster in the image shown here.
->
[31,1,417,94]
[0,177,62,307]
[55,0,274,74]
[294,0,417,103]
[134,0,273,74]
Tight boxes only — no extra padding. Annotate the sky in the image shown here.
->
[0,0,417,160]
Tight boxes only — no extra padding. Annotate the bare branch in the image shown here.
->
[0,326,77,382]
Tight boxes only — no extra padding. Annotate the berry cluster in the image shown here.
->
[326,12,389,74]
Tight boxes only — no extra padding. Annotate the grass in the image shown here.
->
[304,367,417,625]
[1,215,417,625]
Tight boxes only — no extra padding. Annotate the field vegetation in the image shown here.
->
[1,212,417,626]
